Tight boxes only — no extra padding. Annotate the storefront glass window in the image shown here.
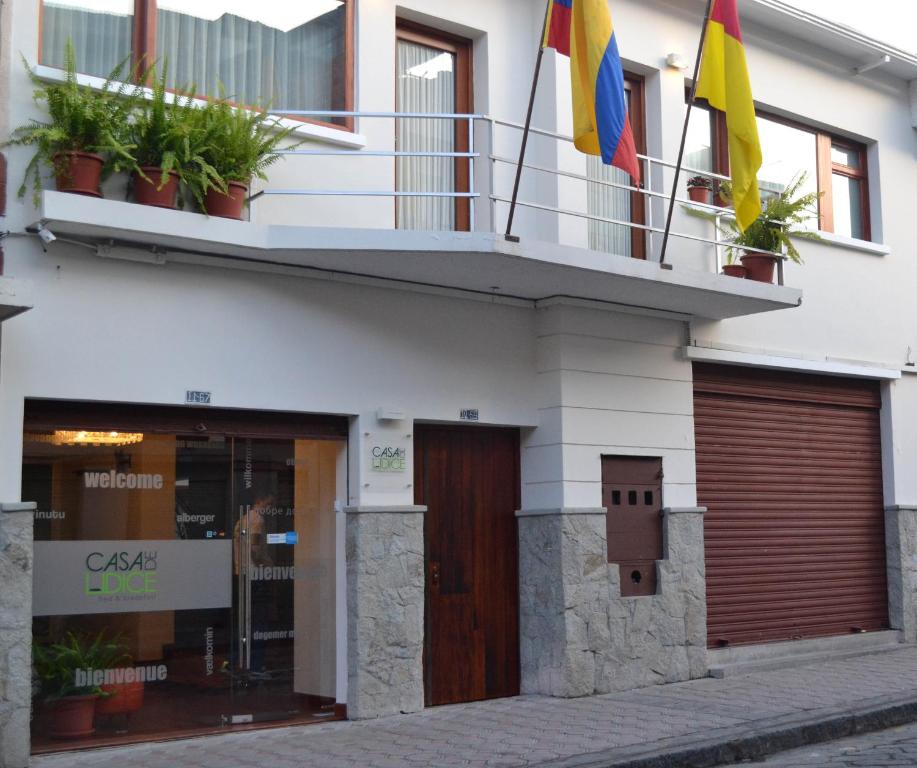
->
[25,426,344,750]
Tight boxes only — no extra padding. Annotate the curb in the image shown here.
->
[534,692,917,768]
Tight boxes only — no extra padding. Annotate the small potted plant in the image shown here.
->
[686,173,822,283]
[185,95,301,219]
[32,631,129,739]
[686,175,714,205]
[4,41,139,205]
[721,253,748,279]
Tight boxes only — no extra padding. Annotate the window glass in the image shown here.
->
[156,1,348,123]
[589,87,636,256]
[40,0,134,79]
[756,115,819,230]
[685,105,713,173]
[832,175,864,240]
[26,426,344,748]
[588,158,632,256]
[831,144,860,169]
[396,39,456,231]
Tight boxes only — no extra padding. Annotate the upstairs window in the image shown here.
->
[39,0,355,130]
[587,74,647,259]
[686,98,871,241]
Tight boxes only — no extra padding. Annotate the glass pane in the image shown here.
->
[831,144,860,169]
[156,1,348,124]
[685,109,713,171]
[396,40,456,231]
[832,174,865,240]
[684,104,714,194]
[587,156,632,257]
[26,425,343,750]
[40,0,134,79]
[756,115,819,229]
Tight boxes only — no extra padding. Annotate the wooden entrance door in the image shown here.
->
[415,425,520,706]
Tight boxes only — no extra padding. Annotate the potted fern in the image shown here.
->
[687,172,822,283]
[123,65,220,210]
[186,95,300,219]
[4,41,139,205]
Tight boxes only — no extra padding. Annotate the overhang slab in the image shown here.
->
[40,191,802,321]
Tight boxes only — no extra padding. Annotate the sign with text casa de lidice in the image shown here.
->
[369,443,407,473]
[32,540,231,617]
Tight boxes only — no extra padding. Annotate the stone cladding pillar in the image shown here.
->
[345,506,426,719]
[0,504,35,768]
[886,505,917,643]
[517,508,610,697]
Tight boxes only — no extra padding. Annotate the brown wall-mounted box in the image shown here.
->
[602,456,663,597]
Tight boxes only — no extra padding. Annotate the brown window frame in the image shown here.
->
[37,0,356,133]
[693,94,872,242]
[623,73,647,259]
[395,20,474,232]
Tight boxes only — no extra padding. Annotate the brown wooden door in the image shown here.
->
[694,363,888,647]
[415,425,520,706]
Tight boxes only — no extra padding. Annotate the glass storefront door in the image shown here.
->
[25,420,345,751]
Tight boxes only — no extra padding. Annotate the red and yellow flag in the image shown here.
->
[695,0,761,231]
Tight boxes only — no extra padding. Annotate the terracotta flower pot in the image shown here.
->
[96,680,145,716]
[740,252,779,283]
[687,185,712,205]
[133,167,180,209]
[722,263,748,279]
[203,181,248,219]
[49,694,98,739]
[54,151,104,197]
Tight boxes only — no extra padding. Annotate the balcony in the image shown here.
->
[36,112,802,321]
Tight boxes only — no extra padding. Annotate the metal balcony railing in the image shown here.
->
[257,110,787,285]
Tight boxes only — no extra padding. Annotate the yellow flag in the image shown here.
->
[696,0,762,232]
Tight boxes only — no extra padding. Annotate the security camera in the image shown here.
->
[37,226,56,245]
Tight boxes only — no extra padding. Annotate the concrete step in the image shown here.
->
[708,631,907,679]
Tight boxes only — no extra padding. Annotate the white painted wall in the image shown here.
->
[0,240,538,502]
[526,304,696,511]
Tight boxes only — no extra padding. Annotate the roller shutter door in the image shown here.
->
[694,363,888,647]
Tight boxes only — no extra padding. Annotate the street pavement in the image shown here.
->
[31,646,917,768]
[738,721,917,766]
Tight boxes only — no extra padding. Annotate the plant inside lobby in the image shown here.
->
[32,631,130,740]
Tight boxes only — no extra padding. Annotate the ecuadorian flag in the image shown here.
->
[543,0,640,184]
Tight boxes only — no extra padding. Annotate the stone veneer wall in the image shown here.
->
[0,506,34,768]
[518,506,707,697]
[345,506,425,719]
[886,506,917,643]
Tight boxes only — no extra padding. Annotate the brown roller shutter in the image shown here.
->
[694,363,888,647]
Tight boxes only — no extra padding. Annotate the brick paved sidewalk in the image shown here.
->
[32,646,917,768]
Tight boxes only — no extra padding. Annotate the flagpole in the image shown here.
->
[658,0,715,265]
[505,0,552,242]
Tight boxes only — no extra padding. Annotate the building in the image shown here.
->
[0,0,916,764]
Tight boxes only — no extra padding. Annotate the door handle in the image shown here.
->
[430,562,440,588]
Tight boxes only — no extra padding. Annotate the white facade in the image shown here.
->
[1,0,916,763]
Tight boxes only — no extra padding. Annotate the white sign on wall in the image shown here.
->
[32,540,232,617]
